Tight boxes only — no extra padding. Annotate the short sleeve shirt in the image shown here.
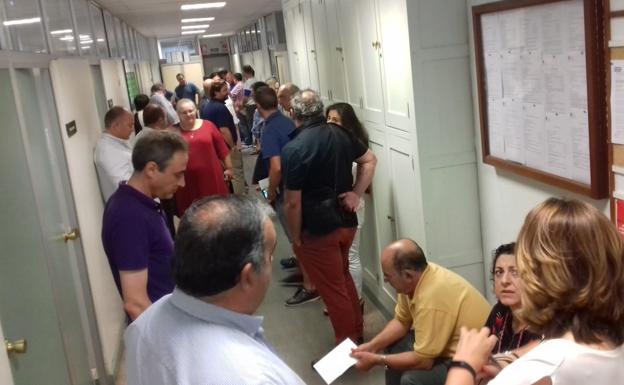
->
[282,117,367,231]
[102,184,174,303]
[261,111,296,160]
[175,82,199,101]
[200,99,238,144]
[394,263,491,360]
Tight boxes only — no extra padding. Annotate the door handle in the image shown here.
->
[387,215,395,222]
[63,228,80,243]
[5,339,27,354]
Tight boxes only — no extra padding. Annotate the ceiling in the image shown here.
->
[94,0,282,39]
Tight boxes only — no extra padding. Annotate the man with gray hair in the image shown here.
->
[124,196,306,385]
[282,89,377,344]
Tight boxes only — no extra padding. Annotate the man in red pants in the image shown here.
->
[282,89,377,344]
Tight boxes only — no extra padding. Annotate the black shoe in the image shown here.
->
[285,288,320,306]
[279,272,303,287]
[280,257,298,269]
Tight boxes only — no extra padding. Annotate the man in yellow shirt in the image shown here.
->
[352,239,490,385]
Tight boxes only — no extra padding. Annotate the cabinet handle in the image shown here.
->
[387,215,395,222]
[335,47,343,52]
[372,41,376,48]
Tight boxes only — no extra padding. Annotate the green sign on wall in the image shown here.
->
[126,72,140,110]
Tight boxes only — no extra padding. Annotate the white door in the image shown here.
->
[325,0,348,104]
[310,0,332,103]
[337,0,366,115]
[49,58,127,375]
[377,0,413,131]
[301,0,320,92]
[357,0,385,129]
[366,132,395,287]
[100,58,131,110]
[0,67,108,384]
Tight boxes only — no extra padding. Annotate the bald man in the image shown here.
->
[277,83,300,116]
[94,106,135,202]
[351,239,490,385]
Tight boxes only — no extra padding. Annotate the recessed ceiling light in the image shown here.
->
[181,30,206,34]
[3,17,41,26]
[180,2,226,11]
[50,29,73,35]
[202,33,222,38]
[182,17,215,23]
[181,24,209,29]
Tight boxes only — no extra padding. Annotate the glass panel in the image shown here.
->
[0,0,46,53]
[103,10,117,57]
[114,17,125,57]
[89,2,107,57]
[43,0,76,54]
[71,0,94,56]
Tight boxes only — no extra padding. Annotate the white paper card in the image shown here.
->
[313,338,358,384]
[611,60,624,144]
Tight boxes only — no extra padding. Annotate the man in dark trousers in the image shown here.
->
[281,89,377,344]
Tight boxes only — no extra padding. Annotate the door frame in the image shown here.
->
[0,51,110,385]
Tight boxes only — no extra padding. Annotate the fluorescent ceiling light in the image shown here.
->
[202,33,222,38]
[3,17,41,26]
[181,30,205,34]
[81,40,93,44]
[182,17,215,23]
[79,34,91,40]
[59,35,74,41]
[97,38,104,42]
[182,24,209,29]
[50,29,72,35]
[180,2,226,11]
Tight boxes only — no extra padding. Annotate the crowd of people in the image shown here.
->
[92,64,624,385]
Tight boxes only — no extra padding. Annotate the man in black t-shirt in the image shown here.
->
[281,89,377,344]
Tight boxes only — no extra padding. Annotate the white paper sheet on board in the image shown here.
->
[569,109,590,184]
[545,111,572,178]
[523,103,547,171]
[611,60,624,144]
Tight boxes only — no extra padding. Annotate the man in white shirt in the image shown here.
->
[150,83,179,126]
[125,196,306,385]
[94,106,135,202]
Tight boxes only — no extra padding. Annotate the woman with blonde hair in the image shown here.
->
[446,197,624,385]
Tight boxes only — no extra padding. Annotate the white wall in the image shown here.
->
[467,0,609,300]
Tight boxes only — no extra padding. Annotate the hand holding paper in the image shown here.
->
[313,338,358,384]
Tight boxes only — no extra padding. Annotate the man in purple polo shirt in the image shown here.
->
[102,131,188,321]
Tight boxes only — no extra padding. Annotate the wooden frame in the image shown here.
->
[473,0,608,198]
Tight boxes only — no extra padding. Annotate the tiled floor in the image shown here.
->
[115,150,388,385]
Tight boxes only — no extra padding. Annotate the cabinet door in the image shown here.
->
[310,0,332,103]
[367,132,396,286]
[357,0,385,129]
[301,0,320,92]
[377,0,413,131]
[325,0,348,103]
[283,4,301,86]
[337,0,365,115]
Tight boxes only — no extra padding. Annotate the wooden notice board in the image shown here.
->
[472,0,608,198]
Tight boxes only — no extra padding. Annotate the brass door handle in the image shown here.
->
[5,339,27,354]
[63,228,80,243]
